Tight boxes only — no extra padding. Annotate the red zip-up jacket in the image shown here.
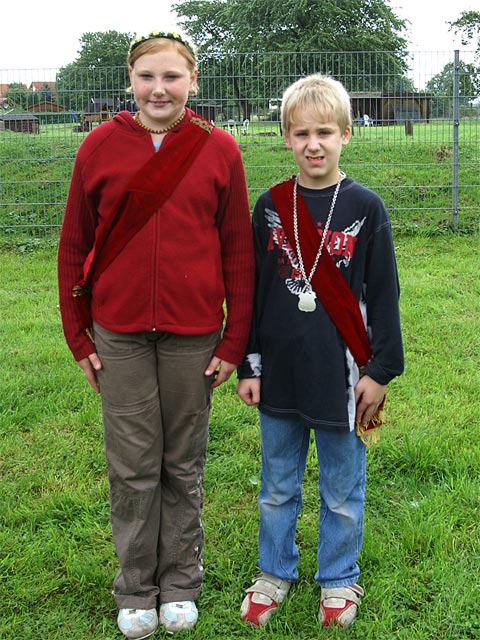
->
[58,109,255,364]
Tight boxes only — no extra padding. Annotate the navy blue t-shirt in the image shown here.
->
[238,177,404,432]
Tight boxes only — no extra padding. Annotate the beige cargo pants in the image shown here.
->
[93,322,220,610]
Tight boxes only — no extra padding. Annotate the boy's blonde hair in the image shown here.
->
[281,74,352,135]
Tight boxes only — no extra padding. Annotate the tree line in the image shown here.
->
[3,2,479,118]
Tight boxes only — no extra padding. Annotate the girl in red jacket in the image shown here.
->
[58,31,254,639]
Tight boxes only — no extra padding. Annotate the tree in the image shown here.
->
[174,0,407,55]
[425,61,480,118]
[38,82,54,103]
[448,11,480,51]
[55,31,133,112]
[74,31,133,68]
[173,0,411,120]
[4,83,29,110]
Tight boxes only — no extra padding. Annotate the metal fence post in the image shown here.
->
[452,49,460,231]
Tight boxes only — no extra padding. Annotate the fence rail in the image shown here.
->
[1,50,479,238]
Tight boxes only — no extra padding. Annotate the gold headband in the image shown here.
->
[129,31,196,58]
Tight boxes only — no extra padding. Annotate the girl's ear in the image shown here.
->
[189,68,199,96]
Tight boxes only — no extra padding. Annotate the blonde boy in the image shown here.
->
[237,75,403,629]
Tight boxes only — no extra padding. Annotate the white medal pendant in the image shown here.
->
[298,289,316,312]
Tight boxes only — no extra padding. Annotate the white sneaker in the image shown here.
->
[117,608,158,639]
[159,601,198,633]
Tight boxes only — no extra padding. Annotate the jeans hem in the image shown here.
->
[317,576,361,589]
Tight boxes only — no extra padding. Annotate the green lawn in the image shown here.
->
[1,118,479,238]
[1,234,479,639]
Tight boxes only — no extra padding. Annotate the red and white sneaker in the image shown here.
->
[240,572,291,626]
[319,584,364,628]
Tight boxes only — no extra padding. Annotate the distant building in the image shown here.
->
[116,98,138,114]
[0,83,9,107]
[350,92,431,125]
[29,81,57,101]
[0,83,28,109]
[81,97,117,130]
[28,101,65,113]
[0,113,40,134]
[191,102,221,122]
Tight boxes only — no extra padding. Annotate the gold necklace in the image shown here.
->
[134,109,186,134]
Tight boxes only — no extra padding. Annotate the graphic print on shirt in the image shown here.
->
[265,207,366,299]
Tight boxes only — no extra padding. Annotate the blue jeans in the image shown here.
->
[257,411,366,588]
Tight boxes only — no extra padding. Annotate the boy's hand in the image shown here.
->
[78,352,102,393]
[204,356,236,389]
[237,378,261,406]
[355,375,386,426]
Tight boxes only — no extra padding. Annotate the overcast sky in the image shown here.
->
[0,0,477,85]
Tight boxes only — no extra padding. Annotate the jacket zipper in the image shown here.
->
[152,211,158,331]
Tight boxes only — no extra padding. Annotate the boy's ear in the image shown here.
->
[342,126,352,145]
[285,131,292,148]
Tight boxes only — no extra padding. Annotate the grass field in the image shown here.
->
[1,233,479,639]
[1,117,479,239]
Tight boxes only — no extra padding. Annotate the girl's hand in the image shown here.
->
[204,356,236,389]
[77,352,103,393]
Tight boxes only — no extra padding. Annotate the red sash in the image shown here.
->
[73,116,213,296]
[270,178,384,444]
[270,178,371,366]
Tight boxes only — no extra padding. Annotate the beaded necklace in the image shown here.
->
[134,109,186,135]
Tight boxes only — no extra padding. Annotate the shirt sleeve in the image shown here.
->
[57,156,98,361]
[363,218,404,385]
[212,149,255,365]
[237,193,269,378]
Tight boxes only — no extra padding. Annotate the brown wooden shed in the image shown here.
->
[350,92,431,125]
[0,113,40,133]
[28,101,65,113]
[381,94,431,124]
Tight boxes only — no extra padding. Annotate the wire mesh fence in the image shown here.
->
[0,49,479,238]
